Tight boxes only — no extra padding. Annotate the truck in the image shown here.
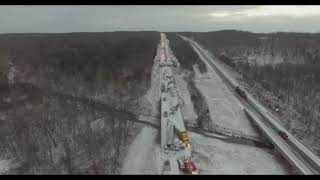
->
[177,158,198,175]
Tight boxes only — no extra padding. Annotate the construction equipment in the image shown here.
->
[177,158,198,175]
[180,131,190,145]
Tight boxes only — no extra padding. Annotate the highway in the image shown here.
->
[159,33,196,174]
[180,35,320,174]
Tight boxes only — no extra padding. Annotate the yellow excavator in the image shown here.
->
[180,131,190,146]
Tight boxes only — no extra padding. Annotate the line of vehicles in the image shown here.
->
[160,33,198,175]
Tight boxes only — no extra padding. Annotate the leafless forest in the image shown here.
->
[0,32,159,174]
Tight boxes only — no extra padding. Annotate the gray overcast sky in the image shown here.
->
[1,5,320,33]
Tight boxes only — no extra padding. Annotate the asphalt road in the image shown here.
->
[181,35,320,174]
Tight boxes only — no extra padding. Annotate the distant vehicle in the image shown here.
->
[173,104,179,111]
[164,111,168,117]
[178,159,198,175]
[235,86,247,99]
[163,97,166,101]
[278,131,288,140]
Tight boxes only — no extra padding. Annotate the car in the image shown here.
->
[177,159,184,169]
[164,111,168,117]
[169,110,174,115]
[235,86,247,99]
[161,84,165,92]
[178,159,198,175]
[278,131,288,140]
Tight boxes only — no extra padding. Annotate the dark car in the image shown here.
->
[235,86,247,99]
[164,111,168,117]
[278,131,288,140]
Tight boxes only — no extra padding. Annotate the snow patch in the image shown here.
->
[0,159,11,174]
[121,127,161,174]
[190,132,290,174]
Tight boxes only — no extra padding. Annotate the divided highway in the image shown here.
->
[180,35,320,175]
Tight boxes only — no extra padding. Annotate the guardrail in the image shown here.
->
[182,35,320,174]
[244,108,316,174]
[247,95,320,174]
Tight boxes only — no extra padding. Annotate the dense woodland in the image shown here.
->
[0,31,159,174]
[0,32,159,99]
[182,30,320,155]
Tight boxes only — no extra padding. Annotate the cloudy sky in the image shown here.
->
[1,5,320,33]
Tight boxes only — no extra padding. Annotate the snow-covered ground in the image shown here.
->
[175,72,198,124]
[139,47,161,118]
[0,159,11,174]
[192,64,260,138]
[183,38,293,174]
[121,39,163,175]
[189,132,291,174]
[7,58,16,85]
[121,34,294,175]
[121,126,161,174]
